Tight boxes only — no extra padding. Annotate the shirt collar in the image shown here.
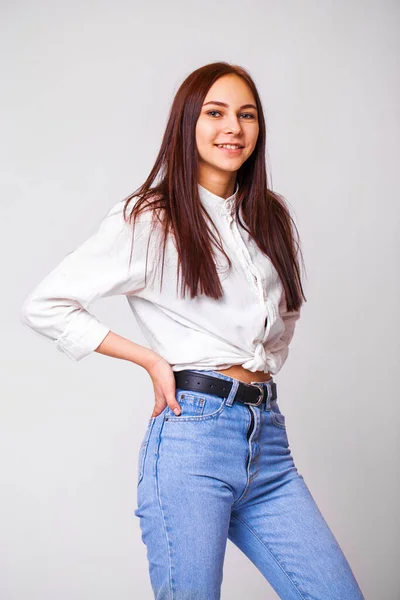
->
[198,181,239,215]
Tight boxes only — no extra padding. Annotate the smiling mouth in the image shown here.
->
[214,143,244,149]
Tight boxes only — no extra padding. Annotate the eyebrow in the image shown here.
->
[202,100,258,111]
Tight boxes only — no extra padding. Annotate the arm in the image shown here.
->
[20,199,184,415]
[265,294,301,374]
[278,304,301,349]
[20,199,151,362]
[94,329,160,369]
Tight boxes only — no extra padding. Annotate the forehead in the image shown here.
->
[203,75,255,105]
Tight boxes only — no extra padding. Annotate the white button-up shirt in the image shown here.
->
[20,183,301,375]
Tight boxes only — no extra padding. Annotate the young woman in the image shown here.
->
[21,62,365,600]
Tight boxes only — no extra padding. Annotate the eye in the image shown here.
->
[206,110,256,120]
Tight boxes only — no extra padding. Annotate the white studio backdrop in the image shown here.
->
[1,1,399,598]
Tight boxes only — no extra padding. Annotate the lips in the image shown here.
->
[214,144,244,148]
[214,144,244,154]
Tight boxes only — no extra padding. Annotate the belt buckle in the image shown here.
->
[245,383,265,407]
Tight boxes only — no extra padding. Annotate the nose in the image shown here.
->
[224,115,242,136]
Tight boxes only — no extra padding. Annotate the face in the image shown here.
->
[195,74,259,179]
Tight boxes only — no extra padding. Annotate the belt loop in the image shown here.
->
[225,378,240,407]
[265,381,272,410]
[265,380,277,410]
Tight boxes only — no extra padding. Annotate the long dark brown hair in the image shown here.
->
[122,62,306,313]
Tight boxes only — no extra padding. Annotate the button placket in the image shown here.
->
[231,220,264,303]
[233,226,273,350]
[197,183,281,373]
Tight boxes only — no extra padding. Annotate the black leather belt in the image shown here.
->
[174,370,277,407]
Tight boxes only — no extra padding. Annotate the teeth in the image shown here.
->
[216,144,242,149]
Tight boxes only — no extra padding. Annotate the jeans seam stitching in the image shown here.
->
[155,423,175,600]
[137,419,155,486]
[230,512,308,600]
[137,442,148,486]
[271,414,286,429]
[165,399,227,422]
[232,408,256,506]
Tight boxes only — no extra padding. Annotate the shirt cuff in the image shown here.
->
[55,315,111,361]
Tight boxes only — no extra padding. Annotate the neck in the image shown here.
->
[197,173,237,200]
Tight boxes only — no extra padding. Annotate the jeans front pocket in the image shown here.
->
[164,388,227,422]
[137,418,155,486]
[270,400,286,429]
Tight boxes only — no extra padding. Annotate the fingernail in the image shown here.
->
[173,408,181,415]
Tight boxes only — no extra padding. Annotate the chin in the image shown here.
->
[215,161,244,172]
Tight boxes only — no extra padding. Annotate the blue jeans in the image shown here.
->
[134,369,365,599]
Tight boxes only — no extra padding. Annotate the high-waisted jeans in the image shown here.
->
[134,369,365,599]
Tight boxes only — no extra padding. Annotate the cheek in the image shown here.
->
[196,135,216,159]
[250,127,260,147]
[196,118,219,144]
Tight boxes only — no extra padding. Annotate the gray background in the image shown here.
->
[2,1,399,598]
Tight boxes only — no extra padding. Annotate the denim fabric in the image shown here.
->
[134,370,365,600]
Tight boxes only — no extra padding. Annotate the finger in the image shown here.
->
[151,398,166,418]
[163,387,180,415]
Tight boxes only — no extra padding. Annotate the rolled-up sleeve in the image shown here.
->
[20,200,149,361]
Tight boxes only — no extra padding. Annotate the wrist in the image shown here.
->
[136,348,164,371]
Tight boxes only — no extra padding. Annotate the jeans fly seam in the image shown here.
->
[232,407,256,506]
[155,422,175,600]
[229,512,309,600]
